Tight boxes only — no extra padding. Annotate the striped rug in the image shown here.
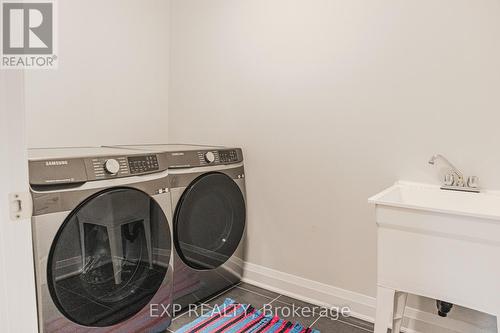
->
[176,298,320,333]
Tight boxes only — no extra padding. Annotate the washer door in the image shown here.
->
[47,188,171,327]
[174,172,246,270]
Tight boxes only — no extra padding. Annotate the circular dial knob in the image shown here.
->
[104,159,120,174]
[204,152,216,163]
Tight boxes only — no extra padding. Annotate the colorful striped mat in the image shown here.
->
[176,298,320,333]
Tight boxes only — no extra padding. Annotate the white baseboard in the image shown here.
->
[242,262,490,333]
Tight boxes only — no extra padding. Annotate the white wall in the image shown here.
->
[26,0,170,148]
[20,0,500,330]
[169,0,500,330]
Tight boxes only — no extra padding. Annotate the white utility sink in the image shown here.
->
[370,181,500,221]
[369,181,500,333]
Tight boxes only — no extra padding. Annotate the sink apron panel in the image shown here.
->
[376,205,500,316]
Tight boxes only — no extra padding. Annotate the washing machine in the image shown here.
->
[29,147,174,333]
[108,144,247,310]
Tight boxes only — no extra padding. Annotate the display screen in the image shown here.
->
[219,150,238,163]
[128,155,159,174]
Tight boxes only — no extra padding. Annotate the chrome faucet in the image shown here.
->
[428,154,480,192]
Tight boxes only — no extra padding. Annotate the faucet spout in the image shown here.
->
[428,154,464,179]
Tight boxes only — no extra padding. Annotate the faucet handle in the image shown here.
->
[467,176,480,189]
[444,173,455,186]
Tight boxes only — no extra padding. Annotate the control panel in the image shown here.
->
[219,150,239,163]
[29,153,168,186]
[195,150,239,166]
[128,155,159,174]
[168,149,242,169]
[88,154,164,181]
[29,149,239,186]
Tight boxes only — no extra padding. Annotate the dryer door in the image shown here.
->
[174,172,246,270]
[47,187,171,327]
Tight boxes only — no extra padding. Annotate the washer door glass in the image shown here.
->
[174,172,246,270]
[48,188,171,327]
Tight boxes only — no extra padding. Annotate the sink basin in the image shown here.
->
[370,181,500,322]
[369,181,500,221]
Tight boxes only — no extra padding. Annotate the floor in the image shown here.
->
[167,282,375,332]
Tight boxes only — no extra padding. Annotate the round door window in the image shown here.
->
[48,188,171,327]
[174,172,246,270]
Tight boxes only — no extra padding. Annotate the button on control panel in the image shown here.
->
[92,156,129,179]
[128,155,159,174]
[197,151,219,165]
[219,150,238,163]
[104,159,120,174]
[204,151,216,163]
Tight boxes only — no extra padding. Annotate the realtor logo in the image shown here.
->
[1,0,57,69]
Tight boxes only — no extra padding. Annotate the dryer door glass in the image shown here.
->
[174,172,246,270]
[47,188,171,327]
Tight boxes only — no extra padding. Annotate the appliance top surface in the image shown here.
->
[110,144,226,152]
[28,147,160,160]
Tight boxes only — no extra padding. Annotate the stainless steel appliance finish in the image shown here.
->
[108,144,247,310]
[29,147,173,333]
